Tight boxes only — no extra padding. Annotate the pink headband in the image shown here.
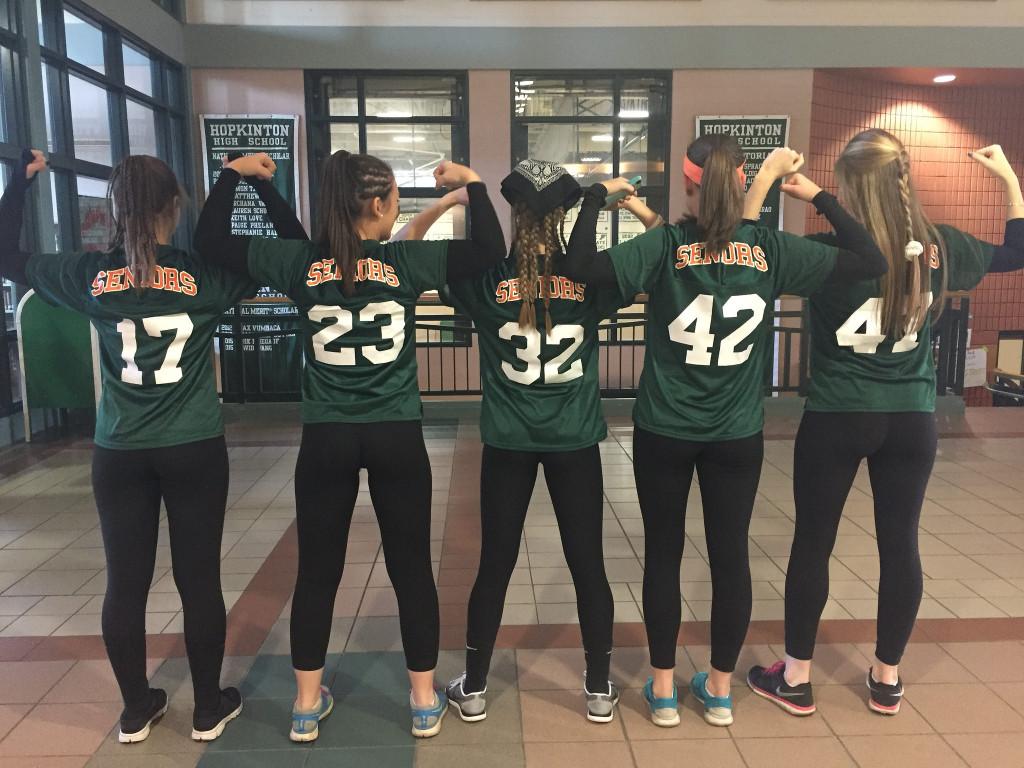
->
[683,155,747,187]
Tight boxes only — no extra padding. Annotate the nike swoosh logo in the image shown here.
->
[775,687,806,698]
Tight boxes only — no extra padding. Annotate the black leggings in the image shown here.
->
[93,436,229,714]
[465,444,613,693]
[290,420,438,673]
[634,426,764,673]
[786,411,937,666]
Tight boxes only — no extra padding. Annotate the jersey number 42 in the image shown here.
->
[669,293,767,366]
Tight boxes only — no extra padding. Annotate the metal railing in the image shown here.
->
[215,294,971,404]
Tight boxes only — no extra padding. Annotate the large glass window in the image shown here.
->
[36,0,189,250]
[306,72,469,237]
[512,73,671,247]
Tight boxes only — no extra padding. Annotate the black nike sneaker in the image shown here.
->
[118,688,169,743]
[866,669,903,715]
[192,687,243,742]
[747,661,816,716]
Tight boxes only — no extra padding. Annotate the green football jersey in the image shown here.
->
[608,221,838,441]
[446,255,627,451]
[26,246,256,450]
[246,237,447,423]
[805,225,993,413]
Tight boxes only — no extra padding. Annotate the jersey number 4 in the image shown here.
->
[836,293,933,354]
[116,314,194,386]
[308,301,404,366]
[498,322,584,385]
[668,294,767,366]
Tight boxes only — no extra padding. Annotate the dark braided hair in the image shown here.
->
[107,155,181,291]
[512,202,567,336]
[316,150,395,296]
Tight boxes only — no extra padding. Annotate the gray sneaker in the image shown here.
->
[445,673,487,722]
[585,680,620,723]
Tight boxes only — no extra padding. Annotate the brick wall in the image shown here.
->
[806,71,1024,405]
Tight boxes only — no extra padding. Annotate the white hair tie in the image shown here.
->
[905,240,924,261]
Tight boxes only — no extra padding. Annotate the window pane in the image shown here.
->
[514,123,615,187]
[63,10,106,75]
[390,197,466,241]
[77,176,111,250]
[0,0,11,32]
[515,77,614,118]
[122,44,154,97]
[40,63,58,153]
[69,75,112,165]
[620,78,668,118]
[364,76,460,118]
[366,124,451,188]
[126,100,158,157]
[310,74,358,117]
[621,122,666,187]
[35,0,46,47]
[328,123,359,154]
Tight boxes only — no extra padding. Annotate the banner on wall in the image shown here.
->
[695,115,790,230]
[200,114,303,398]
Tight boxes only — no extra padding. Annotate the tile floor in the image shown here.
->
[0,405,1021,765]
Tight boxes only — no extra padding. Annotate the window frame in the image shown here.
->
[510,70,672,248]
[304,69,470,230]
[35,0,190,250]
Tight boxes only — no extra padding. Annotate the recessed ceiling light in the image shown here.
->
[933,74,957,84]
[618,110,649,119]
[580,156,603,163]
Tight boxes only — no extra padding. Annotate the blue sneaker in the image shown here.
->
[690,672,733,726]
[289,685,334,743]
[642,677,680,727]
[410,689,447,738]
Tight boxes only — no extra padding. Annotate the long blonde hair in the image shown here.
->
[835,128,946,338]
[512,202,567,335]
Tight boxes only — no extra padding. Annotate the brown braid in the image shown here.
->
[896,152,922,330]
[107,155,181,292]
[512,203,566,335]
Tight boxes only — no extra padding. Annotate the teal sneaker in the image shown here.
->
[289,685,334,743]
[642,677,680,727]
[690,672,733,726]
[410,689,447,738]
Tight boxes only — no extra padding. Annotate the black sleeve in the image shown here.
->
[562,183,618,285]
[221,153,308,242]
[193,168,254,277]
[0,151,36,285]
[988,218,1024,273]
[248,178,309,241]
[812,191,889,283]
[444,181,508,282]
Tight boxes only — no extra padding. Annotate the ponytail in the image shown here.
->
[686,135,745,256]
[107,155,181,291]
[316,150,394,297]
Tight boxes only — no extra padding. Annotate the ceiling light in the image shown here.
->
[519,80,534,86]
[619,110,649,119]
[580,156,603,163]
[933,74,957,84]
[592,134,613,143]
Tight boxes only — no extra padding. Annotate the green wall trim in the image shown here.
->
[185,25,1024,70]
